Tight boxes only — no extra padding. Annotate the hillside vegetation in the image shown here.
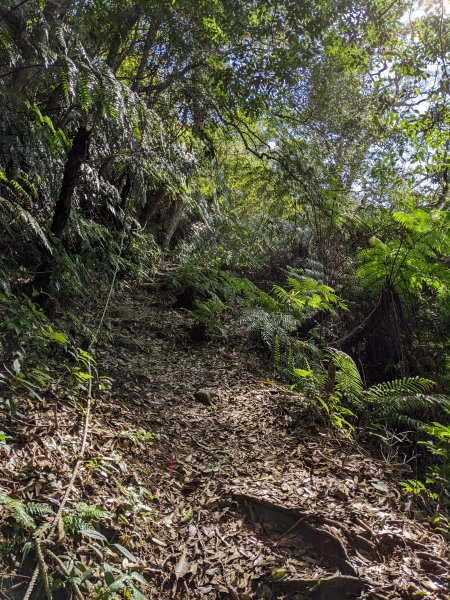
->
[0,1,449,598]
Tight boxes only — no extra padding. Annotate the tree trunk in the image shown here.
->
[131,19,160,92]
[5,0,68,92]
[106,33,122,71]
[161,198,184,247]
[324,360,336,399]
[139,188,165,228]
[120,172,132,208]
[32,126,91,308]
[105,8,141,74]
[50,126,91,238]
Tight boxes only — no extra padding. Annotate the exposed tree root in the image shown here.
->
[270,573,366,600]
[233,493,359,577]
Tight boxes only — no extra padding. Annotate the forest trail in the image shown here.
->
[84,268,449,599]
[1,1,449,598]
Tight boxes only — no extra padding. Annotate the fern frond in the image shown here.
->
[71,502,112,520]
[63,514,88,535]
[241,308,298,350]
[376,394,450,430]
[273,284,306,315]
[327,348,364,405]
[25,502,53,517]
[274,275,345,315]
[78,70,93,112]
[291,339,322,358]
[0,493,36,531]
[286,262,325,284]
[0,196,52,252]
[366,377,435,402]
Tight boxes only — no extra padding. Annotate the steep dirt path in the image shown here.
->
[90,272,449,599]
[2,268,448,599]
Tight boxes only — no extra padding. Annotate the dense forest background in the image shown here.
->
[0,0,449,598]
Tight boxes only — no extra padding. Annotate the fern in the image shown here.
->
[219,271,278,310]
[0,197,52,253]
[240,306,317,374]
[286,261,325,284]
[25,502,53,517]
[173,265,279,313]
[273,275,346,317]
[0,494,35,530]
[71,502,112,520]
[374,393,450,429]
[0,494,52,531]
[327,348,364,407]
[60,57,73,105]
[63,514,88,535]
[324,349,449,430]
[366,377,436,402]
[63,502,112,536]
[78,70,93,112]
[242,308,298,349]
[357,208,450,299]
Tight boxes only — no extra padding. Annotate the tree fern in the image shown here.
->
[357,208,450,300]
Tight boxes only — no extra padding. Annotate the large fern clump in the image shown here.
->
[326,348,449,430]
[242,308,298,349]
[239,273,345,374]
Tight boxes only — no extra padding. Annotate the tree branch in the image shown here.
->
[146,61,206,95]
[0,0,31,23]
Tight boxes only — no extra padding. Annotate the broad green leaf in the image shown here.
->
[113,543,137,563]
[81,528,107,542]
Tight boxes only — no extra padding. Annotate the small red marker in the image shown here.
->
[169,455,173,476]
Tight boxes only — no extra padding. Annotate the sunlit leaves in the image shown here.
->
[357,207,450,298]
[273,276,346,315]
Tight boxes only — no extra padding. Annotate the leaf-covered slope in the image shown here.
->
[1,271,448,599]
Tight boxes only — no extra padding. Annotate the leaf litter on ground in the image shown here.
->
[0,266,449,598]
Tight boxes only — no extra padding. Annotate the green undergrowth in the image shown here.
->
[0,288,154,598]
[172,260,450,533]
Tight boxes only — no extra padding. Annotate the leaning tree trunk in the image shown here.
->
[160,198,184,248]
[33,126,91,310]
[139,187,165,228]
[139,190,184,248]
[50,126,91,237]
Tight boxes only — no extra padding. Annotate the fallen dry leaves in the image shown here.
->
[1,268,449,599]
